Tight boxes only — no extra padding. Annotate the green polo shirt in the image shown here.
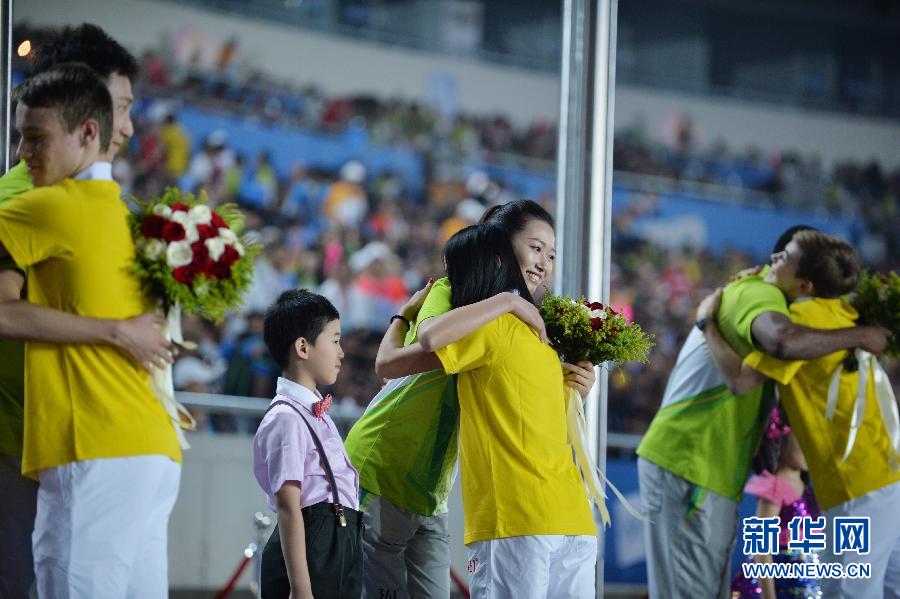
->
[345,277,460,515]
[637,273,788,500]
[0,161,33,456]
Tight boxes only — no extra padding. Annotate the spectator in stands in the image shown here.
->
[318,259,355,331]
[244,232,292,313]
[160,111,191,181]
[324,160,368,228]
[136,108,166,179]
[240,150,278,211]
[185,129,234,197]
[348,242,407,332]
[222,311,279,401]
[281,162,322,223]
[223,153,245,202]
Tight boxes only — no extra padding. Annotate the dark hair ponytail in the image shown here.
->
[480,199,554,236]
[444,223,532,309]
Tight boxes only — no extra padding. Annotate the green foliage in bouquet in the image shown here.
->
[539,293,654,366]
[129,187,262,322]
[853,270,900,358]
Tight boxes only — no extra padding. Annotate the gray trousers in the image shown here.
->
[361,494,451,599]
[820,480,900,599]
[638,457,739,599]
[0,453,38,599]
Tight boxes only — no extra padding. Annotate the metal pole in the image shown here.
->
[555,0,591,299]
[590,2,617,596]
[556,0,617,596]
[1,0,12,172]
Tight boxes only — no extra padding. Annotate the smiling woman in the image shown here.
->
[413,222,598,597]
[484,199,557,298]
[510,218,556,294]
[345,200,601,599]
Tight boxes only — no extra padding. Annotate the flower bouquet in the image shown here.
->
[539,295,654,366]
[840,271,900,467]
[129,187,261,447]
[853,270,900,358]
[539,293,654,525]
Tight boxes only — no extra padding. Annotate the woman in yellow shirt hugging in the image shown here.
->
[388,221,599,598]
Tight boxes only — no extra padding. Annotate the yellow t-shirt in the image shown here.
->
[436,313,596,544]
[0,179,182,477]
[323,181,366,219]
[160,123,190,178]
[744,298,900,510]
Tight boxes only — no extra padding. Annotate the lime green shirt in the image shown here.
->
[637,274,788,500]
[0,161,33,456]
[345,277,460,515]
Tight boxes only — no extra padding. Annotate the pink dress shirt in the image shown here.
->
[253,377,359,511]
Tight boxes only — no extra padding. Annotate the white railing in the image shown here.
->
[175,391,644,450]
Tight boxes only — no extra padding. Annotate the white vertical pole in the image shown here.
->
[1,0,12,171]
[590,3,616,595]
[555,0,617,596]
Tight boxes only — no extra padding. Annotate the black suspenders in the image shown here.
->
[265,400,348,526]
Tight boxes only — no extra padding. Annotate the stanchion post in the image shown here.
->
[252,511,272,599]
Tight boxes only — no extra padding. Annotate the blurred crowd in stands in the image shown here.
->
[12,24,900,436]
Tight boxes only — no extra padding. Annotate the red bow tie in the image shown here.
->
[313,394,332,419]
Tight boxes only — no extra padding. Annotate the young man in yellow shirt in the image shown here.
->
[0,25,172,598]
[0,64,181,598]
[637,226,888,599]
[700,230,899,598]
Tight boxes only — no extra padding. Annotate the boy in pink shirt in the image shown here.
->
[253,289,361,599]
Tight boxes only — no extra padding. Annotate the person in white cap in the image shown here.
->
[324,160,368,227]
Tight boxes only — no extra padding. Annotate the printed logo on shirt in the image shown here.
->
[468,558,478,573]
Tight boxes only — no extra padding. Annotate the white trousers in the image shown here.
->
[466,535,597,599]
[820,480,900,599]
[33,455,181,599]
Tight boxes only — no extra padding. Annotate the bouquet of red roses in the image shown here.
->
[129,188,260,447]
[130,188,259,323]
[539,292,654,526]
[539,294,653,366]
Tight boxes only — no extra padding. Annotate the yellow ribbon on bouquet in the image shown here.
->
[564,385,647,527]
[149,302,197,449]
[825,349,900,469]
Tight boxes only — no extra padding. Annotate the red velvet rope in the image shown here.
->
[450,565,471,598]
[213,554,252,599]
